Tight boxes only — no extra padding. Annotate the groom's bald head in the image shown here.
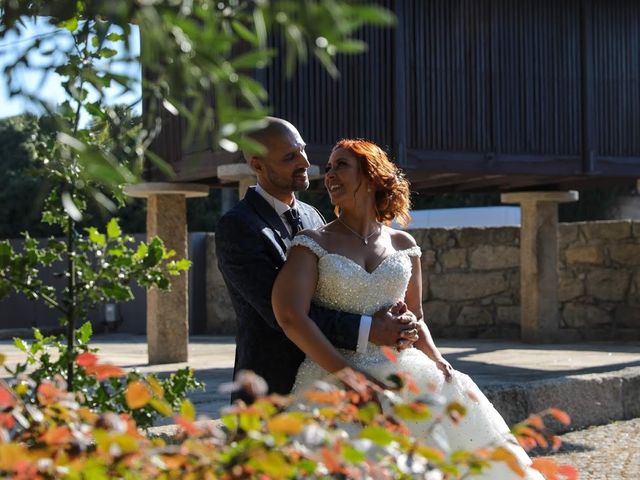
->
[242,117,300,162]
[242,117,310,199]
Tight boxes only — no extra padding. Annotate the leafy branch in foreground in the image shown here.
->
[0,352,577,479]
[1,1,395,188]
[0,217,190,389]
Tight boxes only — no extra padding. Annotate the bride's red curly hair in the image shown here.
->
[332,139,412,226]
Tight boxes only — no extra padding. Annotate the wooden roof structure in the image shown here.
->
[150,0,640,193]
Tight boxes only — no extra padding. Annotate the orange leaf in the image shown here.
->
[304,390,344,405]
[0,444,27,470]
[517,426,548,448]
[517,436,537,450]
[0,385,16,408]
[37,383,62,405]
[558,464,579,480]
[548,408,571,426]
[526,414,544,430]
[405,376,420,394]
[320,447,341,473]
[85,363,125,381]
[125,381,151,409]
[381,346,397,363]
[267,413,304,435]
[75,352,98,367]
[174,415,201,436]
[41,426,72,445]
[160,454,187,470]
[0,413,15,429]
[532,458,561,479]
[490,447,526,477]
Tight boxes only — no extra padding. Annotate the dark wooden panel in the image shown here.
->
[405,0,582,157]
[262,0,395,147]
[148,0,640,192]
[592,0,640,157]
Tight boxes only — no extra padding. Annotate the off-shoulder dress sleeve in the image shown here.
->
[289,234,328,258]
[404,245,422,258]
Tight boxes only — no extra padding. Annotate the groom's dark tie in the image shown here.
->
[283,208,304,238]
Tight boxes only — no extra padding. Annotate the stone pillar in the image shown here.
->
[501,191,579,343]
[124,182,209,363]
[217,163,322,199]
[217,164,256,199]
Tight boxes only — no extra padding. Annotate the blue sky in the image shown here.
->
[0,17,141,120]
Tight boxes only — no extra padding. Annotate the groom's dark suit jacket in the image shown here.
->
[215,187,361,402]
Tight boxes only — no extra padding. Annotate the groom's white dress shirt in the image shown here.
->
[254,183,372,353]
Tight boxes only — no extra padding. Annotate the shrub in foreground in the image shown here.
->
[0,352,577,479]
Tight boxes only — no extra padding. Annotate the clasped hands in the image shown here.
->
[369,301,420,351]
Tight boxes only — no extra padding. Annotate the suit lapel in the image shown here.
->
[244,188,290,249]
[297,203,323,230]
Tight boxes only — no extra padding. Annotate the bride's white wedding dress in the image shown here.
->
[290,235,544,480]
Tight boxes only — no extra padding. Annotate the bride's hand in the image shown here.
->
[434,357,454,382]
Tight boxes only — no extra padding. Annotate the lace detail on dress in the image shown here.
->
[289,235,327,258]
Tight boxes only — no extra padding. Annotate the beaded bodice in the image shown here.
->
[289,235,421,316]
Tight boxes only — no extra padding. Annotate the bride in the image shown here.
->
[271,139,544,479]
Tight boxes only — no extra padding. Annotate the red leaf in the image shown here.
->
[320,447,341,473]
[125,381,151,409]
[381,346,397,363]
[548,408,571,426]
[558,464,579,480]
[0,385,16,408]
[0,413,15,429]
[37,383,62,406]
[41,426,72,445]
[75,352,98,367]
[526,414,544,430]
[84,364,125,381]
[304,390,344,405]
[174,415,201,436]
[531,458,561,479]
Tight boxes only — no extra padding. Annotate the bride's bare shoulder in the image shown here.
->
[297,225,335,250]
[385,226,417,250]
[298,226,327,248]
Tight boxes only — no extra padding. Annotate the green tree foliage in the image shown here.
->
[1,0,395,191]
[0,115,58,238]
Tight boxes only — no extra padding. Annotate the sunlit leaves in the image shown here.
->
[381,345,397,363]
[125,381,151,409]
[267,413,304,435]
[359,426,395,446]
[0,355,577,480]
[0,384,16,409]
[547,407,571,426]
[531,458,579,480]
[393,401,432,422]
[76,351,125,380]
[106,218,121,239]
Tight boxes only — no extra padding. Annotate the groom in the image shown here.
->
[215,117,418,403]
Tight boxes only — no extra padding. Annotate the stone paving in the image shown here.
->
[537,418,640,480]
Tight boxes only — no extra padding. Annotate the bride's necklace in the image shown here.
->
[337,217,381,245]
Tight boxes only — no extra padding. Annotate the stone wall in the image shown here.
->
[558,221,640,339]
[205,220,640,339]
[411,227,522,339]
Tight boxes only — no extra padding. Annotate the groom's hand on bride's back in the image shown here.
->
[369,302,419,350]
